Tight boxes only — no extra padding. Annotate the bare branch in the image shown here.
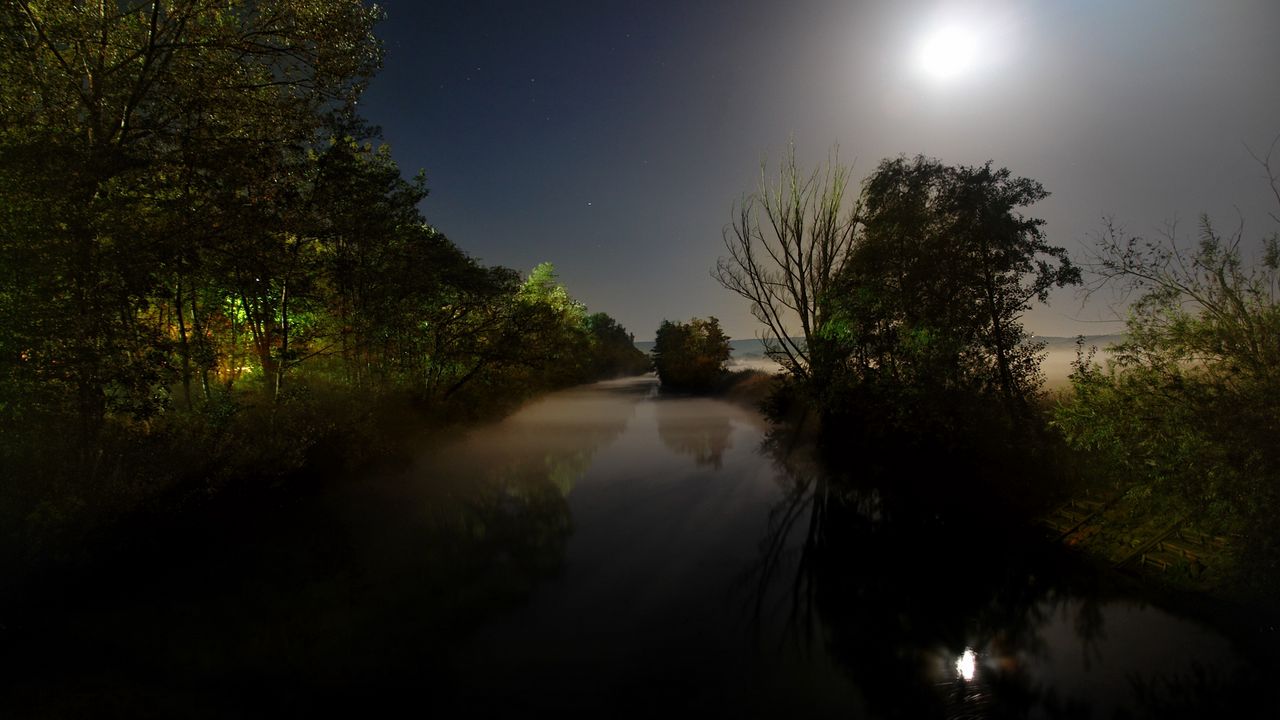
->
[713,144,859,383]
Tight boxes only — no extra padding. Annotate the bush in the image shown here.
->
[651,317,731,393]
[1054,208,1280,600]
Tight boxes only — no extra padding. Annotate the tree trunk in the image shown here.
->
[189,289,211,402]
[174,281,193,410]
[275,279,288,401]
[240,290,278,398]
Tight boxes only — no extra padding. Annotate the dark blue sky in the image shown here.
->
[359,0,1280,340]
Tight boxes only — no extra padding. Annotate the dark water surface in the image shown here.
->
[2,376,1274,717]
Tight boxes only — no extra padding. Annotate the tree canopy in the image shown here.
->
[718,148,1079,424]
[0,2,651,552]
[1055,173,1280,563]
[831,155,1080,408]
[0,0,382,429]
[652,317,731,393]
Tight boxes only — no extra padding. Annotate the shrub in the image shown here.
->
[651,317,731,392]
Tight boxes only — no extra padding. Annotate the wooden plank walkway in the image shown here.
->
[1041,495,1233,578]
[1137,528,1229,575]
[1041,496,1111,543]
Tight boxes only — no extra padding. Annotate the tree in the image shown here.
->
[309,132,431,390]
[513,262,592,387]
[352,224,524,404]
[0,0,382,432]
[714,144,859,391]
[652,317,731,392]
[832,156,1079,408]
[0,1,663,558]
[1056,143,1280,548]
[518,262,585,320]
[1083,214,1279,388]
[584,312,650,378]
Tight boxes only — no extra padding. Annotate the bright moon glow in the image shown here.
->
[956,648,977,680]
[917,26,979,81]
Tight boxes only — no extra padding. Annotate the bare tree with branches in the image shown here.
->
[714,144,860,387]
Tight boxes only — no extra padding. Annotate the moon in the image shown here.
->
[916,25,980,81]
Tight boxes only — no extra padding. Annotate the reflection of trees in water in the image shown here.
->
[749,469,1076,717]
[746,437,1266,719]
[1125,662,1260,720]
[461,380,640,495]
[3,385,641,716]
[654,399,734,469]
[409,386,637,611]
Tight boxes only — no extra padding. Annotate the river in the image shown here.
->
[2,375,1273,717]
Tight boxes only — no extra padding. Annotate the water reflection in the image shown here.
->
[0,381,641,717]
[438,381,858,715]
[653,397,734,468]
[751,445,1272,719]
[3,378,1273,717]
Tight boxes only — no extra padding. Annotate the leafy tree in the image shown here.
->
[0,0,381,433]
[1083,213,1279,388]
[397,261,648,404]
[0,1,655,565]
[1056,151,1280,558]
[344,220,525,405]
[584,312,650,378]
[519,262,585,320]
[831,156,1079,410]
[652,317,731,392]
[307,132,430,388]
[512,262,592,388]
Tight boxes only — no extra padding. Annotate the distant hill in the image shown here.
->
[632,337,788,356]
[634,334,1125,386]
[1034,334,1126,349]
[633,336,780,372]
[634,334,1124,355]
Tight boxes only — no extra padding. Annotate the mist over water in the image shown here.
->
[441,379,856,713]
[1,375,1266,717]
[1039,335,1123,389]
[385,375,1263,717]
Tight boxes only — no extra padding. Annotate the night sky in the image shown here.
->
[359,0,1280,341]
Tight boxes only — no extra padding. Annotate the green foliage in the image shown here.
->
[0,2,649,564]
[1055,212,1280,574]
[585,312,651,378]
[828,156,1079,413]
[519,262,585,320]
[652,317,731,393]
[510,262,592,389]
[718,149,1077,431]
[0,0,382,430]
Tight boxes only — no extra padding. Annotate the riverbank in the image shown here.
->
[1037,475,1279,616]
[0,372,649,601]
[762,405,1277,717]
[4,375,1275,717]
[746,374,1280,642]
[0,375,843,717]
